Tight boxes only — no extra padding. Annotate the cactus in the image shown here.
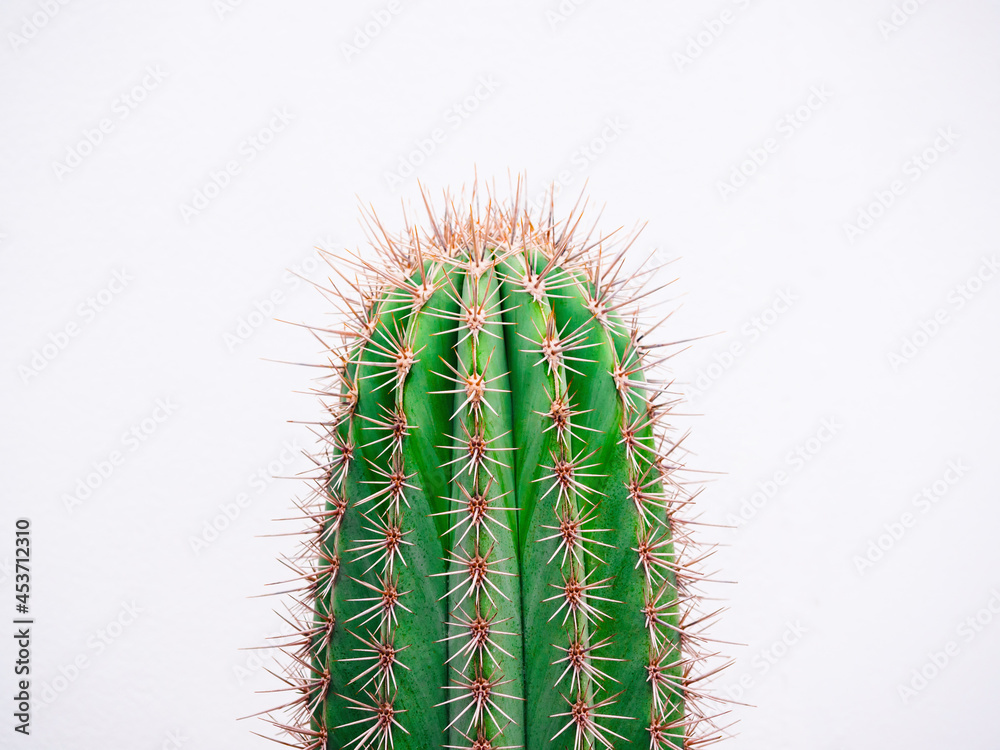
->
[260,185,726,750]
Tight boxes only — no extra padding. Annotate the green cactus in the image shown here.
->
[263,187,725,750]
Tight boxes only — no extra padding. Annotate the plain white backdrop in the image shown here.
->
[2,1,999,748]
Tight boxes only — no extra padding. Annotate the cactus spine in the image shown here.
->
[262,186,726,750]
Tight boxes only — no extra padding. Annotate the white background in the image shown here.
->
[2,1,999,748]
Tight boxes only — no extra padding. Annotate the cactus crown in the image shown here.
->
[260,185,727,750]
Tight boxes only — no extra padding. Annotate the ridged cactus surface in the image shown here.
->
[263,189,725,750]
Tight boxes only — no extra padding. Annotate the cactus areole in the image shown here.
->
[263,187,726,750]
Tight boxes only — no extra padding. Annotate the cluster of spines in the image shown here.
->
[252,182,732,750]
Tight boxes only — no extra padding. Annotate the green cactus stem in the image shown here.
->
[261,185,727,750]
